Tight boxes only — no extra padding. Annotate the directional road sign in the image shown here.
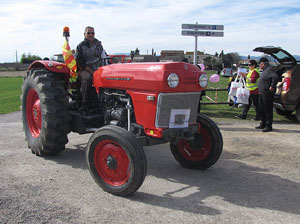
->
[182,24,224,30]
[181,22,224,65]
[181,30,224,37]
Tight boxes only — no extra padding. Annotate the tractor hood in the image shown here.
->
[253,46,297,66]
[93,62,206,93]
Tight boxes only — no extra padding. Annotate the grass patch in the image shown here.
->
[0,77,23,114]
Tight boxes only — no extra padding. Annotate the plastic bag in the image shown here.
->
[236,78,250,105]
[228,76,243,96]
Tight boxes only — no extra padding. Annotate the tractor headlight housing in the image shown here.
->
[167,73,179,88]
[199,74,208,88]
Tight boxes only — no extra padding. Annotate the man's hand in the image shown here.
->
[240,72,247,77]
[85,66,94,74]
[269,86,274,92]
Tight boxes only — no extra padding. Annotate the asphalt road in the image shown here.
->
[1,111,300,223]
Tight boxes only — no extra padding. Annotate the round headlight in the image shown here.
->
[167,73,179,88]
[199,74,208,88]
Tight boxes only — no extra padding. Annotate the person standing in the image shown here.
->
[227,72,238,106]
[235,60,260,120]
[255,57,278,132]
[75,26,109,110]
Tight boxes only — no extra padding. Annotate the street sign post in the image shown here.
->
[182,22,224,65]
[181,30,224,37]
[182,24,224,30]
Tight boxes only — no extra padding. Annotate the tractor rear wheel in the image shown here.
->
[86,125,147,196]
[170,114,223,169]
[21,69,70,156]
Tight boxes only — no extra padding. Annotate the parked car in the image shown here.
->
[221,68,233,77]
[253,46,300,122]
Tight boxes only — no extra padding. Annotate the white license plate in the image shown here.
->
[169,109,190,128]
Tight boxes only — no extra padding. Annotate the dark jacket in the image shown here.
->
[75,38,106,71]
[258,65,278,94]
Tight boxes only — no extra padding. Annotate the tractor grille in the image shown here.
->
[155,92,201,128]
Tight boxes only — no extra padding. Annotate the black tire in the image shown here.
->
[170,114,223,169]
[86,125,147,196]
[21,69,70,156]
[275,107,293,116]
[296,104,300,123]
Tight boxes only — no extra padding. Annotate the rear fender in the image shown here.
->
[28,60,70,74]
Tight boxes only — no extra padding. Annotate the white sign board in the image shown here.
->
[169,109,190,128]
[182,24,224,30]
[181,23,224,65]
[238,68,248,76]
[181,30,224,37]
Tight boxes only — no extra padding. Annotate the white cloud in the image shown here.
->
[0,0,300,62]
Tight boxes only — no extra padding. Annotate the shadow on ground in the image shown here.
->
[128,146,300,216]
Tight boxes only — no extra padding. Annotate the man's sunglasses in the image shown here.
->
[87,32,95,35]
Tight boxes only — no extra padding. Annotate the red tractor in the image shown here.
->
[21,52,223,197]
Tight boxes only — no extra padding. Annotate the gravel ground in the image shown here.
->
[0,111,299,224]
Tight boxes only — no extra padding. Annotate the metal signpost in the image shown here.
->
[182,23,224,65]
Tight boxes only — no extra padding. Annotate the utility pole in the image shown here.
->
[15,50,18,63]
[194,23,198,65]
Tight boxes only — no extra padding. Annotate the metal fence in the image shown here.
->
[0,63,29,71]
[201,88,231,105]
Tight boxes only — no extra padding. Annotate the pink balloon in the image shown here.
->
[209,74,220,83]
[198,64,205,71]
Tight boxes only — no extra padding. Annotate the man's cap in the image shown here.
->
[259,57,269,63]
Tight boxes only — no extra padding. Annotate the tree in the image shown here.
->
[134,48,140,55]
[203,56,212,69]
[229,52,240,65]
[130,51,135,60]
[214,60,223,71]
[219,50,224,58]
[222,52,240,68]
[20,53,42,64]
[203,55,222,70]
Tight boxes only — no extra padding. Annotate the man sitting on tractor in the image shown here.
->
[75,26,109,111]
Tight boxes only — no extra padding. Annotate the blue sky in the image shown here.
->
[0,0,300,62]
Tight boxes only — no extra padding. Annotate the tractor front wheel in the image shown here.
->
[86,125,147,196]
[170,114,223,169]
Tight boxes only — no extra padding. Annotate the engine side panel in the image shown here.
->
[126,90,161,137]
